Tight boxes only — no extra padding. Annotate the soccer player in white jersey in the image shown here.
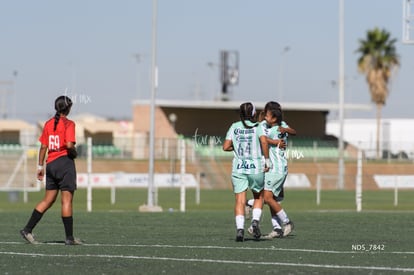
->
[223,102,271,242]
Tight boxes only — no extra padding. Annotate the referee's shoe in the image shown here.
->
[20,229,39,244]
[65,238,83,245]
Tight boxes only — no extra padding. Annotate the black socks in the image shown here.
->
[24,209,43,233]
[62,216,74,240]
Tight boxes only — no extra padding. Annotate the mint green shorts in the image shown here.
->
[231,172,264,194]
[264,172,287,197]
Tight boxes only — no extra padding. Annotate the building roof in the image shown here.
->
[71,113,107,123]
[59,113,132,134]
[81,121,131,134]
[133,99,372,112]
[0,119,35,131]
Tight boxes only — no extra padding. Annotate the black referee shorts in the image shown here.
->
[45,156,77,191]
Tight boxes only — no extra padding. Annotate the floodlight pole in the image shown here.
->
[140,0,162,212]
[148,0,157,207]
[338,0,345,190]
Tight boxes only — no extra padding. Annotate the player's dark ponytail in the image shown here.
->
[53,96,73,131]
[240,102,258,129]
[53,112,60,131]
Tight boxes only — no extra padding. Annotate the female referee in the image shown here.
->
[20,95,81,245]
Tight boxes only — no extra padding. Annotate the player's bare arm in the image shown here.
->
[222,139,234,151]
[267,138,286,149]
[281,126,297,136]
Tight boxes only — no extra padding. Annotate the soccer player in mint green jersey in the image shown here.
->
[262,102,296,238]
[245,101,296,238]
[223,102,271,242]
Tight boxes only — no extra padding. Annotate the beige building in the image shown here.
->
[0,119,36,146]
[132,99,371,139]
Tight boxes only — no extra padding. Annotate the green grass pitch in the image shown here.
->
[1,189,414,274]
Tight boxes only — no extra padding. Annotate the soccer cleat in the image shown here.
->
[264,228,283,239]
[65,238,83,245]
[283,221,294,237]
[20,229,39,244]
[247,226,253,236]
[235,229,244,242]
[251,220,261,240]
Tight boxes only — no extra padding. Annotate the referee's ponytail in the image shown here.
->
[53,96,73,131]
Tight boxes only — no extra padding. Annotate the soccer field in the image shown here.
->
[1,189,414,274]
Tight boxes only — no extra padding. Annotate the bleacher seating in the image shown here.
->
[194,144,233,158]
[288,137,344,159]
[0,144,23,154]
[191,137,347,160]
[92,145,122,157]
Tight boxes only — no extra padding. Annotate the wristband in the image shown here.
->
[37,165,44,170]
[265,158,272,169]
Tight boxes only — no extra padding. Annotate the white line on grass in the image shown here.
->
[1,251,413,273]
[2,241,414,255]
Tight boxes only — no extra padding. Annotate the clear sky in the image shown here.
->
[0,0,413,123]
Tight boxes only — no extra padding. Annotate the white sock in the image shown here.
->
[271,216,282,229]
[276,209,289,224]
[247,199,254,207]
[235,215,245,230]
[252,208,262,222]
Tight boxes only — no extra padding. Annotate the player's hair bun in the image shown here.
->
[55,95,73,115]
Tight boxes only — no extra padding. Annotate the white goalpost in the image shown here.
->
[83,137,200,213]
[316,148,363,212]
[86,137,93,212]
[355,149,363,212]
[179,138,186,212]
[0,147,41,202]
[315,174,339,206]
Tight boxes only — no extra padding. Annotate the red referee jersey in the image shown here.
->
[39,116,76,164]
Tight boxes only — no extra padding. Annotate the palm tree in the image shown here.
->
[356,28,399,159]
